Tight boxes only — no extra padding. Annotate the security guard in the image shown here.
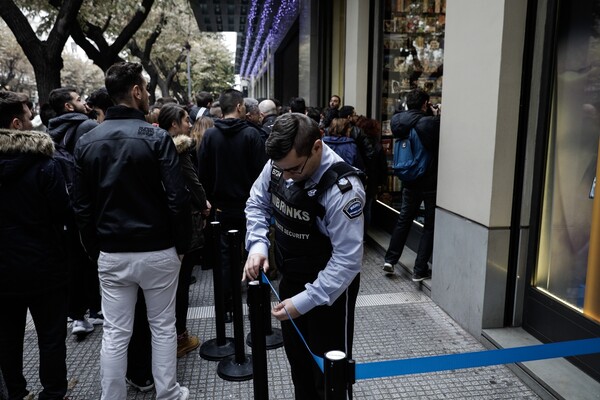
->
[243,113,365,399]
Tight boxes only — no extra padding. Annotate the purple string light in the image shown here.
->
[245,0,274,77]
[239,0,260,77]
[240,0,300,78]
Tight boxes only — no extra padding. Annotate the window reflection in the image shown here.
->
[536,0,600,321]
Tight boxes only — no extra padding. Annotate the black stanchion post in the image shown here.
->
[199,221,235,361]
[246,274,284,350]
[248,280,269,399]
[324,351,353,400]
[217,230,253,381]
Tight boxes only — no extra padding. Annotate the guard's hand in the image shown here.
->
[178,254,184,262]
[272,298,300,321]
[242,253,269,281]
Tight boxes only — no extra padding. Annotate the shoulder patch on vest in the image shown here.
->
[343,197,363,220]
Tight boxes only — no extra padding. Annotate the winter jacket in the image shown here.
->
[261,114,278,135]
[47,113,98,195]
[0,129,69,296]
[72,105,191,259]
[173,135,208,251]
[322,136,364,170]
[390,109,440,191]
[47,112,98,153]
[350,126,375,165]
[198,118,267,210]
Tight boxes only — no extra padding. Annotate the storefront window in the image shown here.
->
[379,0,445,209]
[535,0,600,322]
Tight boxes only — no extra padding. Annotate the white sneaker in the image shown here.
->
[382,262,394,273]
[71,319,94,335]
[179,386,189,400]
[88,311,104,325]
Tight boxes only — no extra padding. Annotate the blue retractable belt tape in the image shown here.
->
[260,272,600,380]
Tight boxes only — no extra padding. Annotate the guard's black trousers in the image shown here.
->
[279,274,360,400]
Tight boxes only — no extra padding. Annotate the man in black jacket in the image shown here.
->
[382,88,440,282]
[47,86,102,337]
[259,99,278,135]
[0,91,70,400]
[198,88,267,319]
[72,62,191,400]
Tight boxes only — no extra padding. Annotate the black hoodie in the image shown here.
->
[198,118,267,209]
[47,112,98,153]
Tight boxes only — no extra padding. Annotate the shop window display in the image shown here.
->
[535,0,600,323]
[379,0,445,210]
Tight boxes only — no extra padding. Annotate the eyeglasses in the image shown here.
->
[273,153,311,175]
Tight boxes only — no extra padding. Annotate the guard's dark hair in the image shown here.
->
[86,87,114,113]
[49,87,78,115]
[0,91,29,129]
[406,88,430,110]
[266,113,320,161]
[157,103,187,132]
[289,97,306,113]
[218,88,244,116]
[105,62,145,104]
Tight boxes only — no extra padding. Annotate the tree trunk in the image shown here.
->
[70,0,155,72]
[33,61,62,105]
[0,0,83,104]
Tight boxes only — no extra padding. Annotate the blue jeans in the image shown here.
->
[384,188,436,275]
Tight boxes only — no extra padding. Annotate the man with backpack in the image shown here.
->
[47,87,104,337]
[382,88,440,282]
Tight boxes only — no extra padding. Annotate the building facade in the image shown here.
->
[226,0,600,395]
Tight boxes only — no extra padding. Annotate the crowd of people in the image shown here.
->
[0,59,439,400]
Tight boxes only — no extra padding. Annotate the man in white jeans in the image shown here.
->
[72,62,192,400]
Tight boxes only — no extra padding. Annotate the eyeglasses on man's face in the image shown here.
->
[273,153,311,175]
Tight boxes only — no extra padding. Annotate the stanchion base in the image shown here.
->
[199,338,235,361]
[246,328,284,350]
[217,354,253,381]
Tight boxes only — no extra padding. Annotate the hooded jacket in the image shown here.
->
[390,109,440,190]
[0,129,69,296]
[197,118,267,210]
[47,112,98,153]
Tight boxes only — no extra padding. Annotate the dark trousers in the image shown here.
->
[67,230,101,319]
[175,249,201,335]
[384,188,436,275]
[215,208,246,310]
[279,275,359,400]
[0,288,68,400]
[126,289,152,383]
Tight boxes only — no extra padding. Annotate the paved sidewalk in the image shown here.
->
[20,243,541,399]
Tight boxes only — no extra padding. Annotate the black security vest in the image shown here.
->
[269,161,363,283]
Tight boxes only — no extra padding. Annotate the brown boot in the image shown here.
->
[177,330,200,358]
